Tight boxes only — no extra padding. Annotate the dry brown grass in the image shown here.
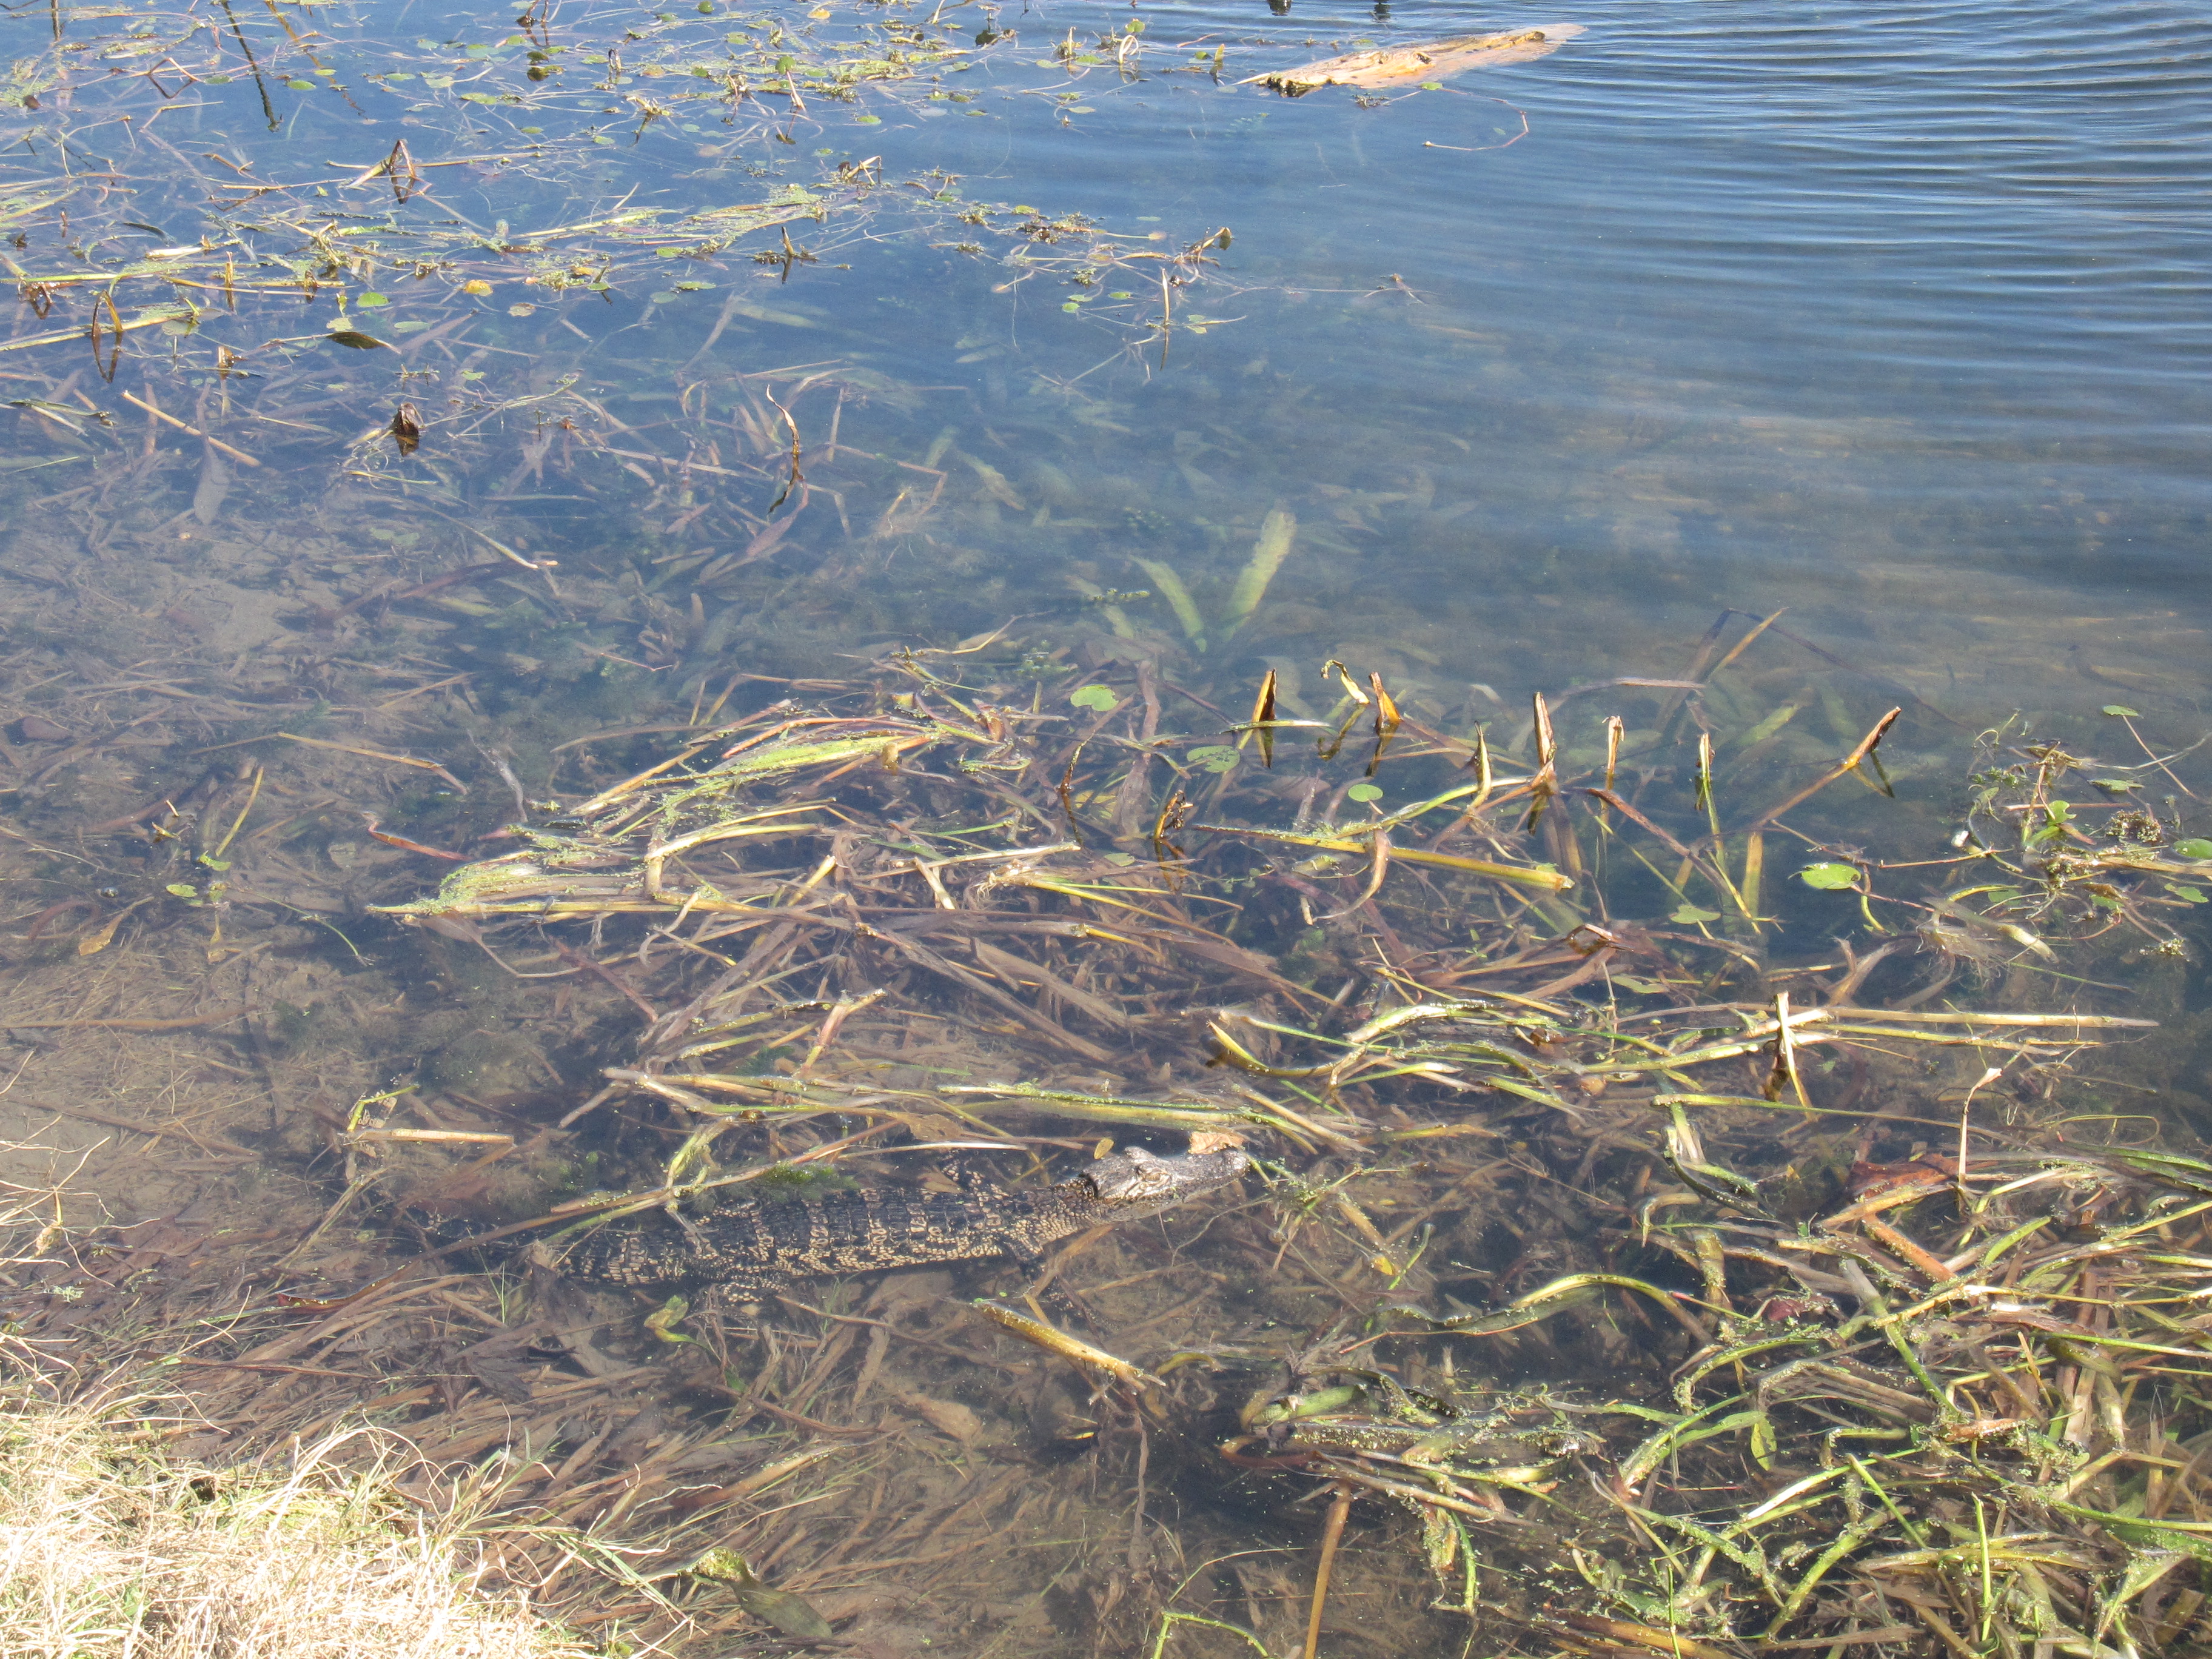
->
[0,1401,597,1659]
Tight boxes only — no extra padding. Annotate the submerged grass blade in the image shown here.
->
[1131,558,1207,648]
[1220,509,1295,641]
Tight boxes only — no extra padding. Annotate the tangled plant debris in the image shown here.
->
[301,624,2212,1656]
[0,466,2208,1652]
[0,8,2208,1654]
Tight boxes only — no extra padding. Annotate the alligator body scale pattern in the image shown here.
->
[552,1145,1249,1301]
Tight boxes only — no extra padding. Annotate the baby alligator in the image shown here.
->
[548,1144,1250,1304]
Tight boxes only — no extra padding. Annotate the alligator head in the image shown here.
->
[1068,1144,1251,1218]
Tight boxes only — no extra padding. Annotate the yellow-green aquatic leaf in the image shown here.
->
[1747,1409,1777,1470]
[644,1294,694,1344]
[1131,558,1205,648]
[1219,508,1295,640]
[1734,703,1799,747]
[1797,862,1858,890]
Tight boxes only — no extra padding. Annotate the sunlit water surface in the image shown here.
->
[7,0,2207,723]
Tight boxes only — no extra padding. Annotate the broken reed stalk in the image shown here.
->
[1302,1481,1353,1659]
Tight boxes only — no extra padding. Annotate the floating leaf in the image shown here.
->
[461,279,494,297]
[2168,885,2208,904]
[2175,839,2212,860]
[1797,862,1860,891]
[507,303,537,317]
[355,292,390,307]
[2102,705,2141,717]
[1346,782,1382,803]
[1069,684,1116,712]
[326,329,389,349]
[1187,745,1239,774]
[1670,905,1721,924]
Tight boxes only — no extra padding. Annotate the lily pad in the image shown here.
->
[1798,862,1860,891]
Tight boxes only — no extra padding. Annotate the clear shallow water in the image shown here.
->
[0,0,2207,969]
[906,0,2212,698]
[8,0,2210,720]
[8,8,2212,1651]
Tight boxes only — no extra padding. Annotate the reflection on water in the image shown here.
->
[2,0,2212,1652]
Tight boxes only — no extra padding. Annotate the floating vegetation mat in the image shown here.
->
[7,603,2212,1657]
[0,0,1244,435]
